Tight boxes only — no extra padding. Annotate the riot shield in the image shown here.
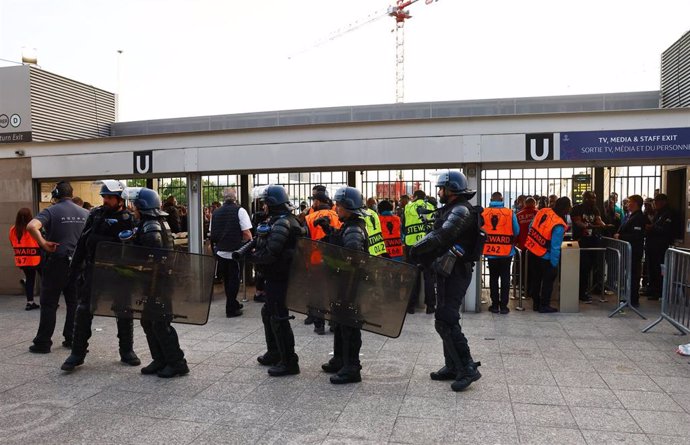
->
[90,242,214,325]
[286,238,419,338]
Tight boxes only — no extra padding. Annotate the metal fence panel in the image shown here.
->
[643,248,690,334]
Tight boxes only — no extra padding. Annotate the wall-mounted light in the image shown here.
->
[21,47,37,65]
[15,149,25,157]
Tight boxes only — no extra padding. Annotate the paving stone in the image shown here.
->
[513,403,576,428]
[569,407,642,433]
[628,410,690,436]
[388,416,455,444]
[559,387,623,409]
[192,424,266,445]
[398,395,455,419]
[613,390,685,412]
[452,421,519,444]
[579,430,652,444]
[552,371,608,388]
[456,400,514,424]
[329,412,397,442]
[517,425,586,444]
[508,384,566,405]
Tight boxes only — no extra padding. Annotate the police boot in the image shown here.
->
[257,305,280,366]
[117,317,141,366]
[450,360,482,392]
[157,359,190,378]
[61,304,92,372]
[330,326,361,385]
[322,323,343,373]
[430,343,457,381]
[158,322,187,378]
[267,318,300,377]
[140,321,166,375]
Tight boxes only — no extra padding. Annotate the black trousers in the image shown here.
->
[578,238,601,298]
[435,262,474,369]
[407,249,436,308]
[527,254,558,310]
[631,254,643,306]
[21,266,40,301]
[645,245,667,297]
[487,257,512,308]
[217,257,241,314]
[33,255,77,348]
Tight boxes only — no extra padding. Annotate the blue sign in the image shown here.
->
[560,127,690,160]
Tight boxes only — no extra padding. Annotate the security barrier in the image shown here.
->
[601,237,646,319]
[482,248,524,311]
[643,248,690,335]
[579,247,607,303]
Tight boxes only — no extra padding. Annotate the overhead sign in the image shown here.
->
[525,133,554,161]
[133,151,153,174]
[0,66,33,144]
[560,127,690,160]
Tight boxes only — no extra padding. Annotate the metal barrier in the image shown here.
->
[579,247,608,303]
[643,248,690,335]
[600,237,646,319]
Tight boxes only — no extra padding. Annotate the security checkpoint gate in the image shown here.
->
[643,248,690,335]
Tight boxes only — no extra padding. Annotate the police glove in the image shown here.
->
[313,216,333,234]
[416,206,434,216]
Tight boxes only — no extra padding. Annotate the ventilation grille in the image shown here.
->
[29,66,115,141]
[661,30,690,108]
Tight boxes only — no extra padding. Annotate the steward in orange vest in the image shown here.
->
[525,207,567,259]
[481,204,517,258]
[9,225,41,267]
[377,200,404,260]
[481,193,519,314]
[525,197,572,313]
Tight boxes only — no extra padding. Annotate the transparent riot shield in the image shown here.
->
[90,242,215,325]
[286,238,419,338]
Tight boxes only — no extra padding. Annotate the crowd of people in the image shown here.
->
[7,174,679,392]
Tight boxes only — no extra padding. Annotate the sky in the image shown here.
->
[1,0,689,122]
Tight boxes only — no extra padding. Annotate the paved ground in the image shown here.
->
[0,286,689,445]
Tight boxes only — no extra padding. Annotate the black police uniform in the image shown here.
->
[62,205,140,370]
[248,209,305,376]
[617,209,647,307]
[410,196,482,392]
[645,206,677,299]
[320,216,368,384]
[134,216,189,378]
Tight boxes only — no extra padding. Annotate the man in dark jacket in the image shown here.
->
[210,188,253,317]
[126,187,189,378]
[409,170,484,392]
[318,186,369,384]
[615,195,647,308]
[644,194,678,300]
[247,185,305,377]
[61,180,141,372]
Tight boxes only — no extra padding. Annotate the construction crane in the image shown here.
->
[388,0,439,103]
[290,0,440,103]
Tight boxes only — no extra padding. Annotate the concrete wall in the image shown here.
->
[0,158,34,295]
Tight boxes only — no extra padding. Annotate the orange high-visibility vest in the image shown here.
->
[305,208,342,265]
[524,208,566,257]
[378,214,404,258]
[9,226,41,267]
[481,207,515,256]
[305,209,342,241]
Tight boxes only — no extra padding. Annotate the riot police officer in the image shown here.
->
[61,180,141,372]
[319,186,369,384]
[125,187,189,378]
[247,185,305,377]
[409,170,483,392]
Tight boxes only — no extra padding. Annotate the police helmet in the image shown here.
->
[435,169,475,197]
[258,185,291,208]
[333,186,366,216]
[100,179,126,197]
[123,187,166,217]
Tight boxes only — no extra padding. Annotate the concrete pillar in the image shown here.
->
[0,158,34,295]
[187,174,202,254]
